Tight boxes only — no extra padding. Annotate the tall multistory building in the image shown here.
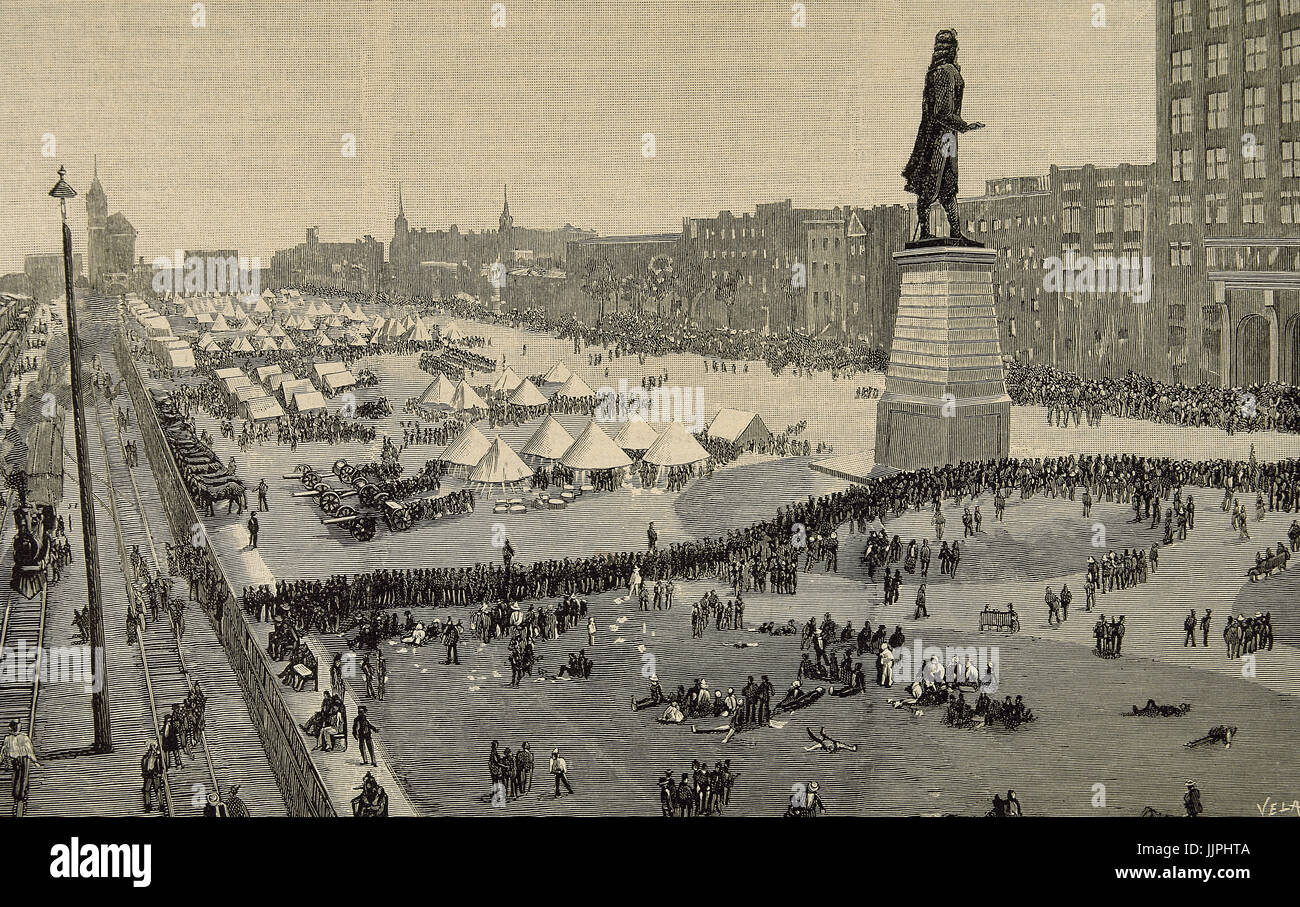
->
[959,163,1156,376]
[1157,0,1300,385]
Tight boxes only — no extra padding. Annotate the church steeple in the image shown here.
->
[499,184,512,232]
[397,183,404,218]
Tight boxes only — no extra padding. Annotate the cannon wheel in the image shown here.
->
[352,516,377,542]
[357,483,379,507]
[385,507,413,532]
[320,491,342,514]
[300,467,319,487]
[336,462,358,484]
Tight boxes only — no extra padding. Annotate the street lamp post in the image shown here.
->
[49,166,112,752]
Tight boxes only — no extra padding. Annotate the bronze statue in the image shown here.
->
[902,29,985,245]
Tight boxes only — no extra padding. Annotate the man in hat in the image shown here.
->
[1184,780,1204,817]
[549,747,574,798]
[246,511,259,549]
[2,720,38,817]
[353,706,379,766]
[902,29,985,243]
[141,741,165,812]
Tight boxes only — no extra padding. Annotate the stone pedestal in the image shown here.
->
[873,245,1010,470]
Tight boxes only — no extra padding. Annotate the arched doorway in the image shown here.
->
[1235,314,1270,386]
[1289,315,1300,386]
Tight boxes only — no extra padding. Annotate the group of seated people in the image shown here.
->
[556,649,594,679]
[274,635,318,692]
[303,691,348,752]
[946,690,1036,730]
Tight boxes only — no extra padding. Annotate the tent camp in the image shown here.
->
[613,415,660,452]
[406,316,433,343]
[468,436,534,488]
[451,380,488,412]
[560,420,633,471]
[554,373,596,399]
[242,395,285,422]
[641,422,711,468]
[706,408,772,450]
[292,389,328,413]
[439,423,492,468]
[519,415,575,461]
[507,378,547,408]
[542,361,573,385]
[417,374,457,409]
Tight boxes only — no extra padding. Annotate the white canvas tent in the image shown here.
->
[488,366,523,395]
[417,374,457,409]
[451,380,488,412]
[554,373,596,399]
[642,422,710,468]
[439,423,492,468]
[507,379,547,408]
[706,408,772,449]
[469,436,534,488]
[519,415,575,461]
[542,360,573,385]
[293,390,328,413]
[613,415,660,451]
[242,395,285,422]
[560,420,633,471]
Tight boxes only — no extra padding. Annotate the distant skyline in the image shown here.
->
[0,0,1157,272]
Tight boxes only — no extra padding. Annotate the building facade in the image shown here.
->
[958,163,1156,376]
[268,228,384,293]
[84,161,136,290]
[1157,0,1300,385]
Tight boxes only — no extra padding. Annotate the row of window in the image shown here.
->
[1173,0,1300,35]
[1172,30,1300,81]
[1172,139,1299,181]
[1171,82,1300,135]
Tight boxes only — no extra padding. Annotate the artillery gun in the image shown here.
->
[291,482,360,516]
[320,507,378,541]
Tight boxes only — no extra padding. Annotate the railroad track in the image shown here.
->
[0,487,51,760]
[92,394,225,816]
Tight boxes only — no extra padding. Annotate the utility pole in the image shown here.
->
[49,166,112,752]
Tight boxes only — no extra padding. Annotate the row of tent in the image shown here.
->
[126,299,196,373]
[441,416,714,478]
[416,368,595,415]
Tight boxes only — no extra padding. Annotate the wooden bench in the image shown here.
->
[979,608,1020,633]
[1247,550,1289,582]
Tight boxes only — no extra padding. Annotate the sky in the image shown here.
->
[0,0,1157,271]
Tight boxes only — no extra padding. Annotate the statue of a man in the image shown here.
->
[902,29,985,244]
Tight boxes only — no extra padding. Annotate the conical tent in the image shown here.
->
[232,335,255,353]
[469,436,534,486]
[211,313,231,332]
[407,317,433,343]
[614,415,660,451]
[440,423,492,467]
[452,380,487,411]
[542,361,573,384]
[555,373,596,399]
[442,321,465,343]
[642,422,711,467]
[278,334,298,351]
[489,366,523,394]
[560,419,633,470]
[315,330,334,347]
[507,378,547,408]
[418,374,457,407]
[520,415,575,460]
[258,336,279,352]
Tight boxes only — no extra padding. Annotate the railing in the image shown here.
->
[114,328,336,817]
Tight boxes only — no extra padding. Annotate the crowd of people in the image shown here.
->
[1007,363,1300,434]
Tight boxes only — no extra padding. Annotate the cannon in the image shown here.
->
[320,507,377,541]
[353,477,394,508]
[381,499,415,532]
[292,482,359,516]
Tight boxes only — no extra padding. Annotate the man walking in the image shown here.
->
[2,720,38,817]
[257,478,269,511]
[550,747,574,798]
[1183,609,1197,647]
[353,706,378,766]
[247,512,259,549]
